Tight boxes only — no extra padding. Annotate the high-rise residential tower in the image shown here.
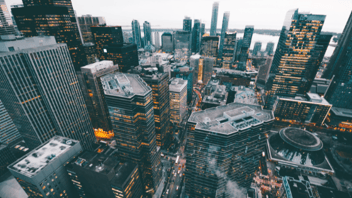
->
[154,31,160,49]
[0,100,20,144]
[221,32,237,69]
[78,15,106,43]
[183,16,192,32]
[253,42,262,56]
[191,19,201,53]
[324,12,352,109]
[200,36,219,58]
[210,2,219,36]
[162,32,173,52]
[132,19,142,48]
[174,30,192,61]
[12,5,84,70]
[0,37,96,150]
[201,23,206,37]
[185,103,274,197]
[80,61,119,140]
[143,21,152,46]
[0,0,16,40]
[265,42,274,56]
[218,12,230,59]
[264,9,326,109]
[100,73,162,195]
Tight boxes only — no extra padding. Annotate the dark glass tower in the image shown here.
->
[174,30,192,61]
[0,37,96,150]
[162,32,173,52]
[0,0,16,40]
[78,15,106,43]
[185,103,274,197]
[132,19,142,49]
[90,26,124,59]
[324,12,352,108]
[183,17,192,32]
[265,42,274,55]
[236,26,254,70]
[12,5,84,70]
[200,36,219,58]
[264,9,326,109]
[210,2,219,36]
[191,19,201,53]
[253,42,262,56]
[143,21,152,46]
[100,73,162,195]
[221,32,237,69]
[201,23,206,37]
[218,12,230,59]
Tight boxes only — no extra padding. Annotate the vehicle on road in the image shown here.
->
[176,186,179,191]
[174,173,177,177]
[166,189,169,194]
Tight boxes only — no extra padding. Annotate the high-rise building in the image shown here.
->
[174,30,192,61]
[256,56,273,89]
[154,31,160,49]
[12,5,84,70]
[82,42,98,65]
[90,26,123,59]
[0,0,16,40]
[171,64,194,104]
[185,103,274,197]
[234,38,243,61]
[190,54,215,84]
[324,12,352,109]
[252,42,262,56]
[100,73,162,194]
[101,43,139,73]
[200,36,219,58]
[0,36,96,150]
[162,32,173,52]
[264,9,326,109]
[0,100,20,144]
[200,23,206,37]
[0,143,16,176]
[132,19,142,49]
[8,136,82,198]
[78,15,106,43]
[273,93,331,126]
[210,2,219,36]
[213,68,251,88]
[201,79,228,110]
[80,61,119,140]
[169,78,188,124]
[129,66,170,148]
[235,26,254,70]
[242,26,254,49]
[218,12,230,59]
[183,16,192,32]
[66,144,144,198]
[221,32,237,69]
[143,21,152,46]
[191,19,201,53]
[265,42,274,56]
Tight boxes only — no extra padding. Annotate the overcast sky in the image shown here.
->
[5,0,352,32]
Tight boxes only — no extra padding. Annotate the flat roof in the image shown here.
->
[278,93,331,106]
[169,78,187,92]
[330,107,352,118]
[81,60,116,73]
[0,36,56,52]
[9,136,78,177]
[188,103,274,134]
[101,73,151,98]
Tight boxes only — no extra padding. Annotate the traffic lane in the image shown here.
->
[168,164,184,198]
[168,164,180,197]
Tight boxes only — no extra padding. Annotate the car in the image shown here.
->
[166,189,169,194]
[172,170,175,174]
[176,186,179,191]
[174,173,177,177]
[178,170,181,174]
[180,173,182,177]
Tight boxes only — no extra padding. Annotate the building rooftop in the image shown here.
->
[9,136,78,177]
[101,73,151,97]
[282,176,315,198]
[330,107,352,118]
[202,84,228,106]
[169,78,187,92]
[81,60,116,74]
[188,103,274,134]
[0,36,56,52]
[232,86,258,105]
[278,93,331,106]
[279,128,323,151]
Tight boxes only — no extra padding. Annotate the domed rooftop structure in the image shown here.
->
[267,127,334,173]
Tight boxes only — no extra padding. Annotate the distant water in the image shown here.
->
[151,32,335,57]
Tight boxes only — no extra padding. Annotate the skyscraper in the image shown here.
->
[129,66,170,148]
[183,16,192,32]
[200,36,219,58]
[218,12,230,59]
[143,21,152,46]
[0,100,20,144]
[171,66,194,104]
[201,23,206,37]
[191,19,201,53]
[190,54,215,84]
[90,26,124,59]
[264,9,326,109]
[210,2,219,36]
[324,12,352,109]
[236,26,254,70]
[100,73,162,195]
[8,136,82,198]
[162,32,173,52]
[169,78,188,124]
[132,19,142,49]
[78,15,106,43]
[185,103,274,197]
[154,31,160,49]
[253,42,262,56]
[0,36,96,150]
[101,43,139,73]
[174,30,192,61]
[221,32,237,69]
[265,42,274,56]
[80,61,119,139]
[12,5,83,70]
[0,0,16,40]
[242,26,254,49]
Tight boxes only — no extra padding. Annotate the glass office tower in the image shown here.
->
[210,2,219,36]
[218,12,230,59]
[183,16,192,32]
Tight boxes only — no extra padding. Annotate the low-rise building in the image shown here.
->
[327,107,352,129]
[201,79,228,110]
[228,86,257,105]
